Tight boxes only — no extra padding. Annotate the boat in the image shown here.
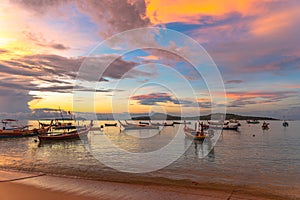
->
[222,124,239,130]
[38,126,90,141]
[150,121,174,126]
[209,124,239,130]
[104,123,117,127]
[0,119,52,139]
[262,122,269,130]
[282,121,289,127]
[139,121,150,125]
[208,120,224,126]
[206,120,239,131]
[183,122,213,140]
[228,119,241,126]
[173,121,191,125]
[247,120,260,124]
[119,120,159,130]
[52,120,77,130]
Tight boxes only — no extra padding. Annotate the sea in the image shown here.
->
[0,120,299,198]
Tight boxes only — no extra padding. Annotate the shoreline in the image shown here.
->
[0,168,297,200]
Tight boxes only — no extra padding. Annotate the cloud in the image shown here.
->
[226,80,243,84]
[23,31,70,50]
[75,0,151,37]
[13,0,151,37]
[131,92,181,105]
[130,92,223,110]
[0,49,9,54]
[227,91,298,108]
[0,89,32,113]
[146,0,257,24]
[11,0,70,14]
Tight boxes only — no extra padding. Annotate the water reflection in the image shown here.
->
[1,120,299,194]
[121,129,161,139]
[184,138,215,160]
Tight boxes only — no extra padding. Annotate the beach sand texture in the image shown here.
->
[0,170,292,200]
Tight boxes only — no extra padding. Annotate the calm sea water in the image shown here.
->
[0,120,299,196]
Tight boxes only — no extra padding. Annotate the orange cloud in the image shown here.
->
[146,0,258,24]
[250,7,300,36]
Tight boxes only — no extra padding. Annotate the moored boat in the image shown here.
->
[262,121,270,130]
[184,123,213,140]
[150,121,174,126]
[173,121,191,125]
[119,120,159,130]
[228,119,241,126]
[0,119,52,139]
[38,126,90,141]
[247,120,260,124]
[105,123,117,127]
[282,121,289,127]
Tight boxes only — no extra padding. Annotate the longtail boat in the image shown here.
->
[105,123,117,127]
[119,120,159,130]
[183,122,213,141]
[38,126,90,141]
[247,120,260,124]
[0,119,52,138]
[150,121,174,126]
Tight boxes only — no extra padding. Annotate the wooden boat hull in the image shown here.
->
[262,126,269,130]
[223,126,238,130]
[38,127,90,141]
[208,125,238,131]
[247,120,260,124]
[184,131,207,140]
[184,127,209,140]
[151,123,174,127]
[122,125,159,130]
[0,126,50,139]
[0,131,38,138]
[119,121,159,130]
[105,123,117,127]
[174,121,191,125]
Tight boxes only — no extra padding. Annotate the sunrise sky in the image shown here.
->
[0,0,300,119]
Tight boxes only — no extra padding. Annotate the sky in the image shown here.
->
[0,0,300,119]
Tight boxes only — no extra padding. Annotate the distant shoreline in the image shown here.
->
[131,113,278,121]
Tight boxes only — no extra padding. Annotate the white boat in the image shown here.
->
[119,120,159,130]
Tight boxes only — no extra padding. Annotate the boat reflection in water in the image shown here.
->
[184,137,215,160]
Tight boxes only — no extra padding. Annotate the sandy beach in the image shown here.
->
[0,169,295,200]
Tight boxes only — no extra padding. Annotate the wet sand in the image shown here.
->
[0,169,296,200]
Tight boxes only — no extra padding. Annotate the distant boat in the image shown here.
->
[228,119,241,126]
[207,120,239,131]
[119,120,159,130]
[150,121,174,126]
[247,120,260,124]
[105,123,117,127]
[208,120,224,126]
[282,121,289,127]
[40,119,76,130]
[38,126,90,141]
[223,124,239,130]
[184,123,213,141]
[0,119,52,139]
[139,121,150,125]
[209,124,239,131]
[262,122,270,130]
[173,121,191,125]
